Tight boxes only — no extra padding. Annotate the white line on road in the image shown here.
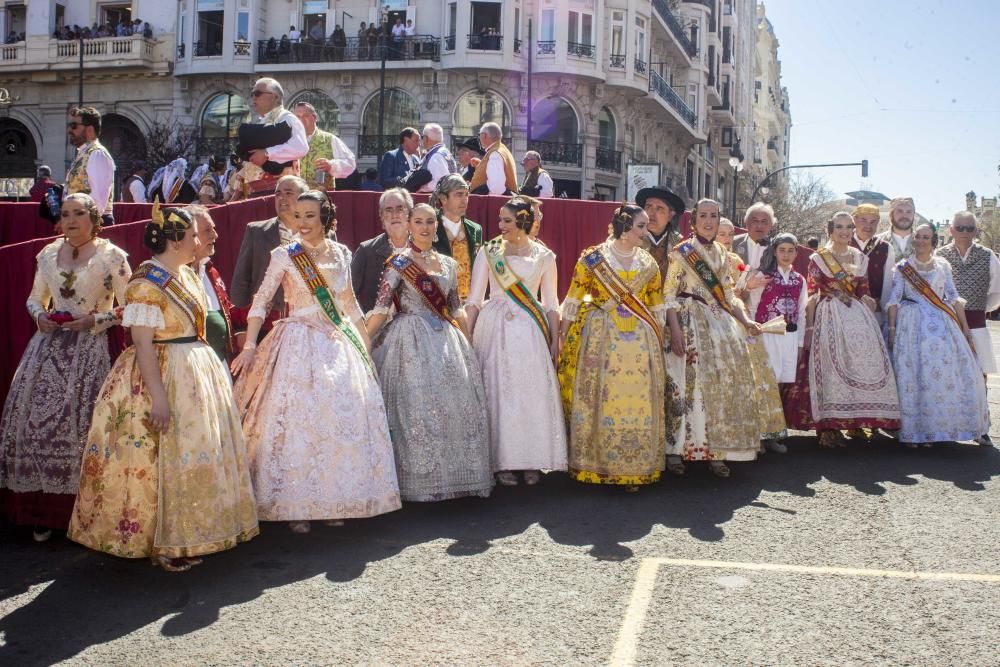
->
[609,559,661,667]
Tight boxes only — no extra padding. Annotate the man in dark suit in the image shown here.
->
[377,127,420,189]
[229,174,309,344]
[431,174,483,301]
[351,187,414,312]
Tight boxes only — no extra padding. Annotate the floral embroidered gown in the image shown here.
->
[467,241,567,473]
[370,249,493,501]
[233,239,401,521]
[68,259,259,559]
[557,240,666,485]
[885,257,987,443]
[784,248,900,431]
[662,238,760,462]
[0,238,129,530]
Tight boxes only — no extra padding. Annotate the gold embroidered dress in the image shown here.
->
[557,240,666,485]
[0,238,129,529]
[662,238,760,461]
[68,260,258,559]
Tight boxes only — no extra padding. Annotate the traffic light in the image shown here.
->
[861,159,869,178]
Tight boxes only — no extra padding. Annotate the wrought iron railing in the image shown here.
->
[567,42,595,59]
[652,0,697,58]
[634,58,647,74]
[234,41,251,56]
[767,139,778,152]
[467,33,502,51]
[194,41,223,57]
[176,43,185,58]
[596,147,623,173]
[528,140,583,167]
[649,70,697,127]
[514,39,522,54]
[444,34,456,50]
[358,134,400,158]
[256,35,440,64]
[537,40,556,55]
[609,53,626,69]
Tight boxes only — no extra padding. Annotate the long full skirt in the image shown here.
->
[664,301,760,461]
[473,299,567,472]
[808,298,900,430]
[235,316,401,520]
[372,314,493,501]
[892,302,988,442]
[68,342,259,559]
[558,308,665,484]
[0,329,109,529]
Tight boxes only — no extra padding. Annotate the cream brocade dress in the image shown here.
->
[233,240,401,521]
[68,260,259,559]
[557,241,666,485]
[467,241,568,472]
[662,239,760,461]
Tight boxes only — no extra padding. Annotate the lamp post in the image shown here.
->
[728,155,744,222]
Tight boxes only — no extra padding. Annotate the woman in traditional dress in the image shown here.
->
[886,223,988,447]
[557,203,666,490]
[68,204,258,572]
[793,212,900,448]
[366,203,493,501]
[231,191,400,532]
[662,198,763,477]
[0,193,129,542]
[466,197,566,486]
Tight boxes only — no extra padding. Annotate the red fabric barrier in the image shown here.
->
[0,202,155,247]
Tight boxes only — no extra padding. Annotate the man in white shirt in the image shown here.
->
[469,122,517,195]
[292,101,356,190]
[519,151,554,198]
[733,202,775,291]
[288,26,301,42]
[243,77,309,178]
[876,196,916,260]
[413,123,457,193]
[64,106,116,225]
[121,162,148,203]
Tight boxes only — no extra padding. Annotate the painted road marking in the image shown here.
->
[609,557,1000,666]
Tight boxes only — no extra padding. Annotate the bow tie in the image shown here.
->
[754,237,770,247]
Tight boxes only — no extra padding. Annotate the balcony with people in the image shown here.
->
[0,19,166,74]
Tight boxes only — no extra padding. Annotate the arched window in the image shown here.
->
[200,92,249,140]
[598,107,616,149]
[530,96,578,144]
[289,90,341,133]
[360,88,420,156]
[0,118,37,178]
[452,90,511,142]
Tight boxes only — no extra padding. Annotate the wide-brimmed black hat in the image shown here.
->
[636,186,685,214]
[456,136,485,156]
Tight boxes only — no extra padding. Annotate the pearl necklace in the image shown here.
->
[505,239,532,257]
[610,242,636,258]
[303,239,327,261]
[911,256,936,272]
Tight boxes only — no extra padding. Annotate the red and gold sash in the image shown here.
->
[386,252,460,329]
[817,248,857,305]
[675,239,738,319]
[131,262,206,341]
[898,260,963,330]
[580,246,663,346]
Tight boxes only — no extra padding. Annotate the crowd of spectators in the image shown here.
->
[5,31,25,44]
[53,19,152,41]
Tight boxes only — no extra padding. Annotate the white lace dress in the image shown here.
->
[233,238,401,521]
[467,242,567,472]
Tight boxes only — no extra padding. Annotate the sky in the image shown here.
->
[763,0,1000,223]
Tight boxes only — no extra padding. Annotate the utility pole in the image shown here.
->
[78,34,84,105]
[526,18,532,143]
[375,24,387,169]
[751,161,870,203]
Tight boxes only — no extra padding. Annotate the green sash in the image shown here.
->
[484,238,551,343]
[286,242,376,377]
[675,240,738,319]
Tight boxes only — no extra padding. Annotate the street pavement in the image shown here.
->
[1,326,999,666]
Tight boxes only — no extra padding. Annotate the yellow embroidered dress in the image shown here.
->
[557,240,666,485]
[662,238,760,461]
[68,260,259,559]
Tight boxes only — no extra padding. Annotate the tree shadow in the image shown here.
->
[0,435,995,664]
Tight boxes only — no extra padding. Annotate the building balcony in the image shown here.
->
[528,140,583,167]
[256,35,440,65]
[652,0,698,60]
[609,53,626,70]
[648,70,698,129]
[0,35,167,74]
[49,35,157,63]
[567,42,595,60]
[0,42,25,66]
[596,147,623,173]
[767,139,779,155]
[537,40,556,55]
[467,33,502,51]
[634,58,648,76]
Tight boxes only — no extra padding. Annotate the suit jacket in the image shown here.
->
[433,215,483,260]
[732,233,751,265]
[378,147,415,189]
[351,232,394,313]
[231,217,284,311]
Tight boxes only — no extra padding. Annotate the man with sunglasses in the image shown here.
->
[939,212,1000,445]
[239,78,308,186]
[64,107,115,226]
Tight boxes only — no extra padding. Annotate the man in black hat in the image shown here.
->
[636,186,685,278]
[455,136,483,183]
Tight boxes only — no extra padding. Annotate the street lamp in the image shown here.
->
[728,154,744,222]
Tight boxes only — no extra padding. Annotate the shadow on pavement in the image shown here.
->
[0,435,996,664]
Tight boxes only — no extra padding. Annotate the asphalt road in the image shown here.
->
[2,327,999,666]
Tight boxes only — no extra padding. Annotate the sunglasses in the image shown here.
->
[953,225,976,233]
[250,90,271,97]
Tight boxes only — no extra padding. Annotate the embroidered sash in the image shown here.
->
[898,260,963,330]
[286,242,376,376]
[484,239,551,343]
[817,248,857,305]
[580,246,663,346]
[386,253,460,330]
[131,263,206,341]
[675,240,739,319]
